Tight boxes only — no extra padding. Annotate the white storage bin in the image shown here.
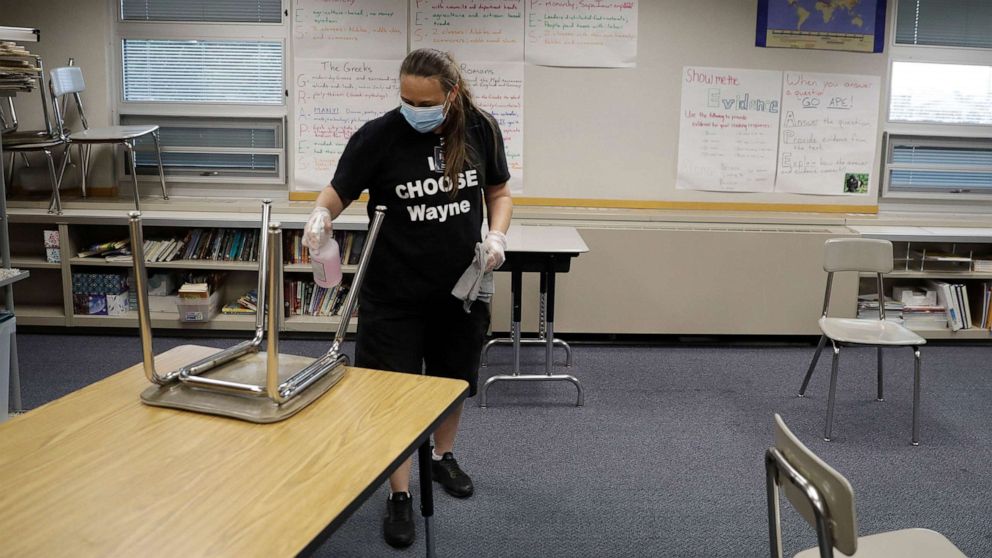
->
[177,291,221,322]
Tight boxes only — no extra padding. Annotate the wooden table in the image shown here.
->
[480,225,589,407]
[0,345,467,557]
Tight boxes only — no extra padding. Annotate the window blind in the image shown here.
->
[889,138,992,193]
[124,116,282,177]
[895,0,992,49]
[121,0,282,23]
[889,61,992,125]
[122,39,283,104]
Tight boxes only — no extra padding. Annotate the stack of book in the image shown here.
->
[284,279,350,317]
[77,239,130,259]
[974,258,992,273]
[0,42,38,93]
[222,289,258,315]
[856,294,904,322]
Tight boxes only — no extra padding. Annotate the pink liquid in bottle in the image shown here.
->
[310,238,342,288]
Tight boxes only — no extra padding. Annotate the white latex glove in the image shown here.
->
[483,230,507,272]
[302,207,332,250]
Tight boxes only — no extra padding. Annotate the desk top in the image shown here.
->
[0,345,467,557]
[850,225,992,243]
[505,225,589,254]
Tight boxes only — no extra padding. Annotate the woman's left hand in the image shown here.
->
[483,230,507,272]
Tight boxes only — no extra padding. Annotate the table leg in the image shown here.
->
[9,331,20,412]
[544,268,554,377]
[417,441,436,558]
[511,269,522,376]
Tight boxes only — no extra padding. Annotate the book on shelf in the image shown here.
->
[77,239,129,258]
[347,232,367,265]
[283,279,350,317]
[222,288,257,315]
[927,280,969,331]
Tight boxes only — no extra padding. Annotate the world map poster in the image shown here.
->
[756,0,887,53]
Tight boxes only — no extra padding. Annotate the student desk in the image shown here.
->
[480,225,589,407]
[0,344,467,557]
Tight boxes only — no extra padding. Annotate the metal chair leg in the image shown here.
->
[124,140,141,212]
[799,335,827,397]
[824,344,840,442]
[912,346,921,446]
[151,130,169,200]
[876,347,884,401]
[79,143,89,198]
[43,148,63,215]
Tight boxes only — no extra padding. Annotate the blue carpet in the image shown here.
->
[12,333,992,557]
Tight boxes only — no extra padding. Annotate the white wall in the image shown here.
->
[2,0,115,187]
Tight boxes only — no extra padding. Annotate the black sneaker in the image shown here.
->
[382,491,415,548]
[431,452,474,498]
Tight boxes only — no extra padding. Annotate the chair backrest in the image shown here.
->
[49,66,85,97]
[771,414,858,556]
[823,238,893,273]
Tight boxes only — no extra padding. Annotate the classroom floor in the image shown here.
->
[15,333,992,557]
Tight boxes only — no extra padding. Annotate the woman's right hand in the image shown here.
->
[303,207,333,250]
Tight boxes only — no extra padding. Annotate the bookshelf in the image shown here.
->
[6,209,368,332]
[852,226,992,340]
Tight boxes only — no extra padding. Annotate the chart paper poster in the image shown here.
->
[293,0,407,59]
[525,0,637,68]
[460,61,524,193]
[775,72,880,195]
[677,67,782,193]
[293,58,401,192]
[756,0,886,53]
[410,1,524,62]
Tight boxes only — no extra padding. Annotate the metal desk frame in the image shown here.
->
[480,226,587,407]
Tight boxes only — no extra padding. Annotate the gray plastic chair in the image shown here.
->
[766,414,964,558]
[798,238,926,445]
[49,66,168,210]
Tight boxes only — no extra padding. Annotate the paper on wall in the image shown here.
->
[525,0,638,68]
[410,0,524,62]
[293,0,407,59]
[293,58,401,192]
[460,61,524,193]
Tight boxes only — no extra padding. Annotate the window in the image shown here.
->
[115,0,287,188]
[884,1,992,200]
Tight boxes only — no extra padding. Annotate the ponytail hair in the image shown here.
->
[400,48,497,200]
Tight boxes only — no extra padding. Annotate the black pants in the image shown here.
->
[355,295,490,397]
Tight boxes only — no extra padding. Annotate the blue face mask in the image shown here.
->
[400,99,448,133]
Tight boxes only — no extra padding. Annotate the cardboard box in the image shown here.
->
[73,294,108,316]
[45,248,61,264]
[43,229,59,248]
[72,273,128,295]
[106,292,129,316]
[148,294,179,314]
[177,290,221,322]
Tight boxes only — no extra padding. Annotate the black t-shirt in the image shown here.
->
[332,107,510,304]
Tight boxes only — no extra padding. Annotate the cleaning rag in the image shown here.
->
[451,242,494,313]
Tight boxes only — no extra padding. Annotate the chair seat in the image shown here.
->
[69,125,158,142]
[3,138,67,151]
[2,130,54,143]
[819,316,926,346]
[795,528,965,557]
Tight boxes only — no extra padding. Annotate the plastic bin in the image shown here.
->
[0,312,15,423]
